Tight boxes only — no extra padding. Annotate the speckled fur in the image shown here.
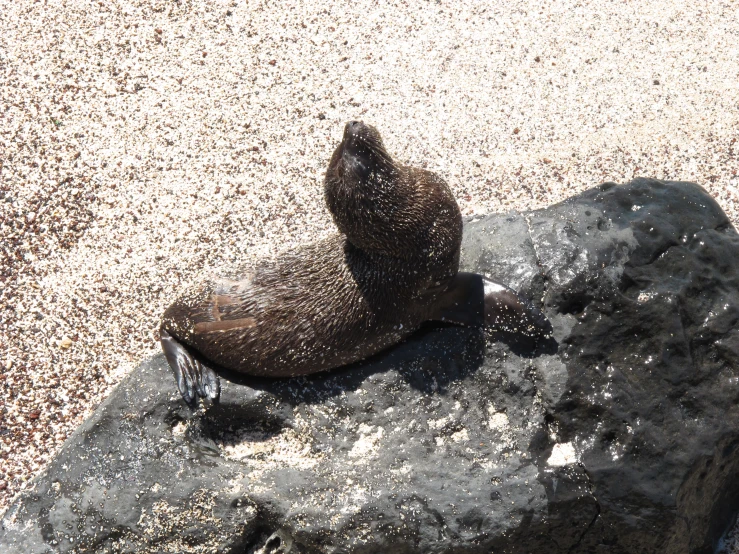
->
[161,122,462,377]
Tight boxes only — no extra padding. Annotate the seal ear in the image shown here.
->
[160,329,220,407]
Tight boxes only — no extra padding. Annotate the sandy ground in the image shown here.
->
[1,0,739,540]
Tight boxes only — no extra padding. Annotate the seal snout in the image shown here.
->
[330,120,393,181]
[342,120,369,147]
[341,120,384,155]
[340,121,372,173]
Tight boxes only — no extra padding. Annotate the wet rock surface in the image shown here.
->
[2,179,738,553]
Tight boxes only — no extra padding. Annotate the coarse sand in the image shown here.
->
[1,0,739,539]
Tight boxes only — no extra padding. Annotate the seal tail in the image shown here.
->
[160,328,220,407]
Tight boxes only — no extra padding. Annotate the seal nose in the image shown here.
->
[344,120,364,138]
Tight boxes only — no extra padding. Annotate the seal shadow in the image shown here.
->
[199,319,558,432]
[488,329,559,358]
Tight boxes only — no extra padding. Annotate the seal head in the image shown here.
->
[325,121,462,282]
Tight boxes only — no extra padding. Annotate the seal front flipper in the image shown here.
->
[428,272,552,338]
[426,272,485,327]
[160,329,220,407]
[482,278,552,338]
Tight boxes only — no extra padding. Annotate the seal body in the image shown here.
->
[161,122,463,402]
[160,121,550,405]
[161,232,457,379]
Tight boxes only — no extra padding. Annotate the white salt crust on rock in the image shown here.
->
[1,2,739,542]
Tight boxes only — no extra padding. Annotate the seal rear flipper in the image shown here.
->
[160,329,220,407]
[482,278,552,338]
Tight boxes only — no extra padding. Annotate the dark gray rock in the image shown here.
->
[2,178,738,553]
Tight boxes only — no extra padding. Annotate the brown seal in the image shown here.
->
[160,121,550,406]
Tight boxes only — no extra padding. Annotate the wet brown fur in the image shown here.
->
[161,122,462,378]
